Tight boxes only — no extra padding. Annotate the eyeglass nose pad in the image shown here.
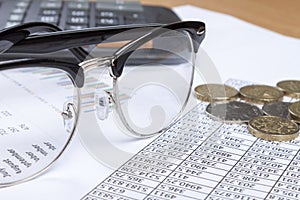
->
[95,90,110,120]
[61,102,76,133]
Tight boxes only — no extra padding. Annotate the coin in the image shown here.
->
[289,101,300,122]
[262,102,292,119]
[206,101,263,123]
[194,84,239,102]
[277,80,300,98]
[289,114,300,124]
[239,85,284,104]
[248,116,299,141]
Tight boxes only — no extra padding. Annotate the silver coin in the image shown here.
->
[262,102,292,119]
[206,101,264,123]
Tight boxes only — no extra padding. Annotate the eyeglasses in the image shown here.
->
[0,21,205,187]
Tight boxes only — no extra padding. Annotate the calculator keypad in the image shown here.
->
[3,0,145,30]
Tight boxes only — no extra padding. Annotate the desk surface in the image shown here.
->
[141,0,300,38]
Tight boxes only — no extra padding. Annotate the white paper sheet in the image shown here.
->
[173,5,300,85]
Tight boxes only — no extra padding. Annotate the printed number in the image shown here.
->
[44,142,56,151]
[0,129,7,135]
[19,124,29,130]
[1,111,12,117]
[0,124,29,136]
[8,127,19,133]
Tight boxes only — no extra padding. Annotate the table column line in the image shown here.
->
[265,148,300,198]
[143,122,224,199]
[204,137,258,199]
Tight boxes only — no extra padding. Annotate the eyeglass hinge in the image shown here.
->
[79,56,114,71]
[109,57,117,79]
[197,27,205,35]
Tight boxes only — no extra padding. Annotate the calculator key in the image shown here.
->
[38,15,59,24]
[40,9,60,16]
[97,18,119,26]
[9,14,24,21]
[98,11,117,18]
[67,2,89,10]
[126,13,142,19]
[67,16,88,25]
[12,7,26,14]
[16,1,30,8]
[40,1,62,9]
[69,10,89,17]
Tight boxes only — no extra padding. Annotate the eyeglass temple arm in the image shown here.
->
[5,24,162,55]
[3,22,205,63]
[0,22,89,62]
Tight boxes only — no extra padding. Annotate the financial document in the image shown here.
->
[81,79,300,200]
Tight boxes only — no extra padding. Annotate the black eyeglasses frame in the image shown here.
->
[0,20,205,85]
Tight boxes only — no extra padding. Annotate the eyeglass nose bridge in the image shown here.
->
[79,56,116,78]
[79,56,118,121]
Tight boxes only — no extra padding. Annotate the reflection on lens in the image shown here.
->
[115,29,195,137]
[0,67,78,187]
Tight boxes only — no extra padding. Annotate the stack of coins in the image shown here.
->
[194,80,300,142]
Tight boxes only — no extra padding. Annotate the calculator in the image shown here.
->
[0,0,181,61]
[0,0,180,30]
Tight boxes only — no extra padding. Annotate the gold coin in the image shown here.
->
[240,85,284,104]
[248,116,299,141]
[277,80,300,98]
[289,101,300,122]
[194,84,239,102]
